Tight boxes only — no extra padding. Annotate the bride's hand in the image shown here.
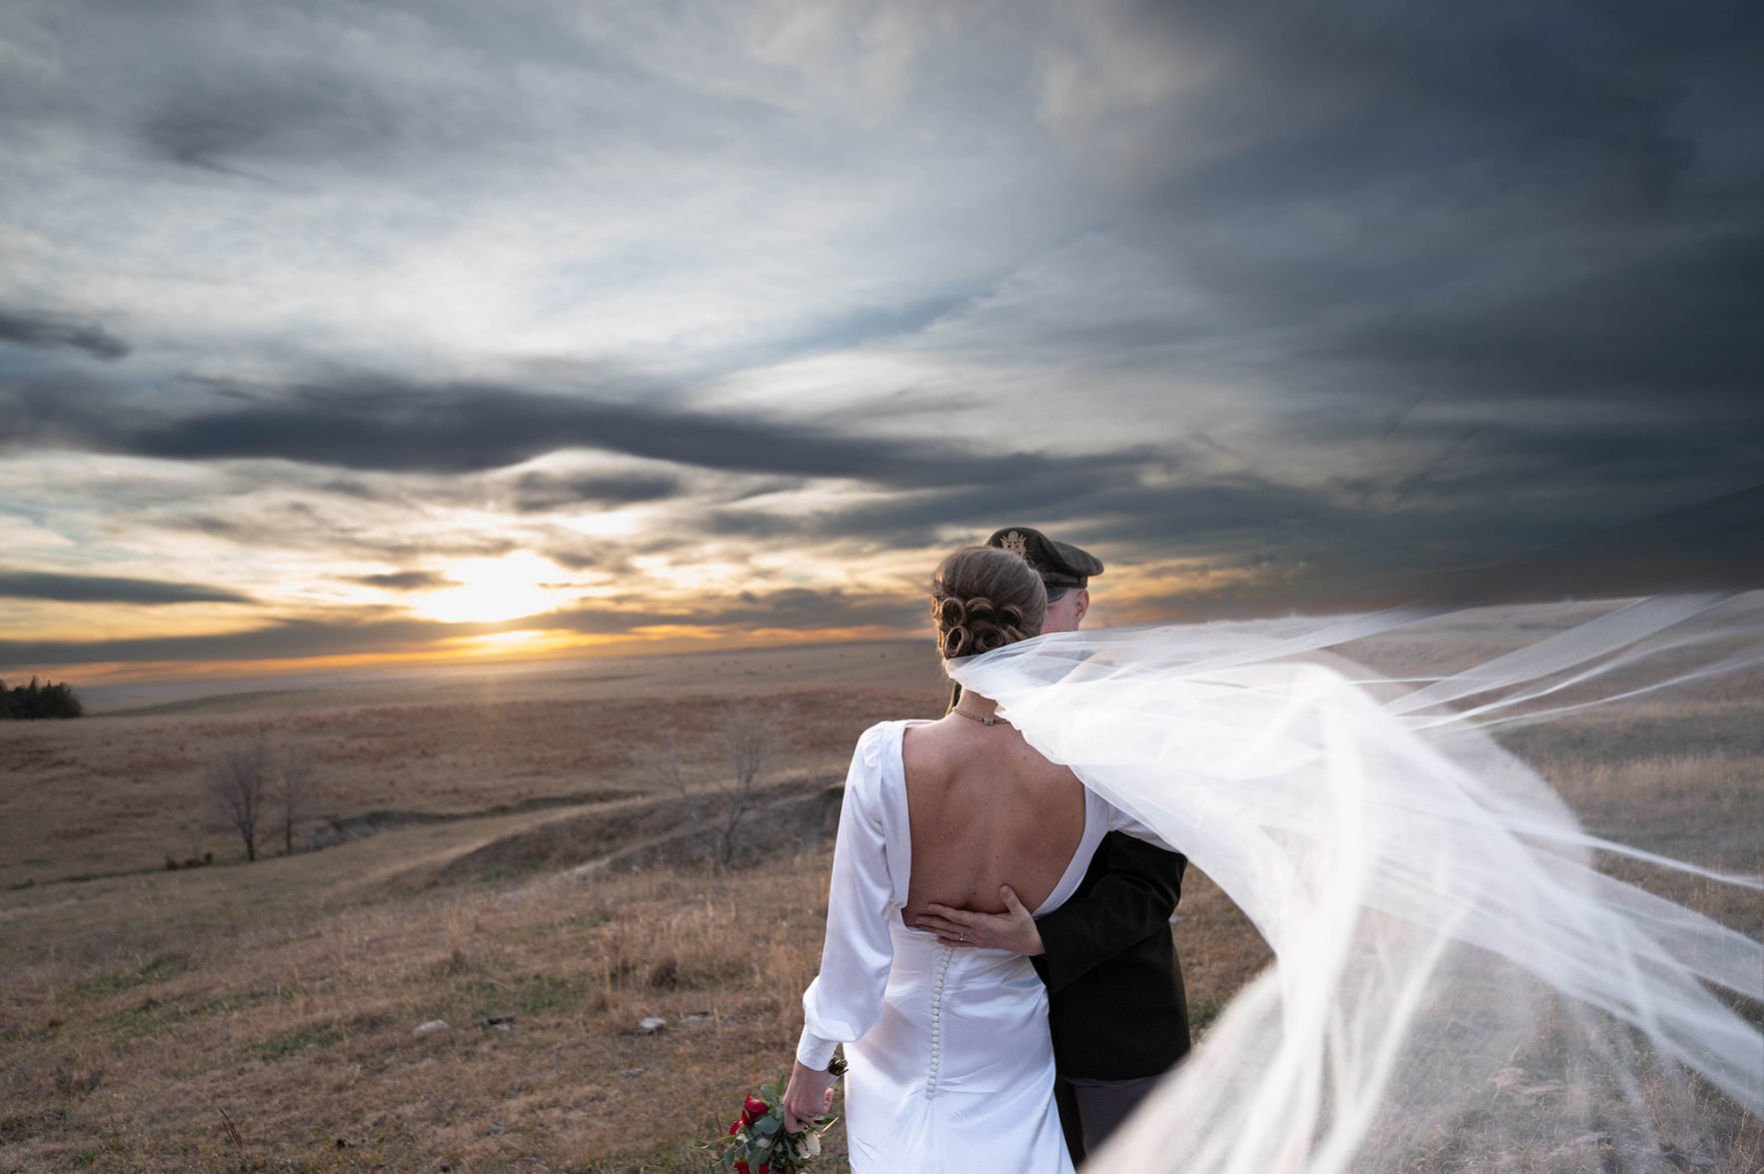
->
[781,1059,836,1132]
[917,886,1044,954]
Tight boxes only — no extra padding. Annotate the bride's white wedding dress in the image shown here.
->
[796,719,1142,1172]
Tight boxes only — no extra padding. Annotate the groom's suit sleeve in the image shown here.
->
[1030,833,1185,993]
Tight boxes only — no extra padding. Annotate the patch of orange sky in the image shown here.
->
[30,623,929,688]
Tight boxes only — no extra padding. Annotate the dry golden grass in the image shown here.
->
[2,850,841,1169]
[3,625,1760,1171]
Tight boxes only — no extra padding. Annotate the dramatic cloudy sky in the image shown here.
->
[2,1,1761,681]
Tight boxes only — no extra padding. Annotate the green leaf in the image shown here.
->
[756,1116,781,1136]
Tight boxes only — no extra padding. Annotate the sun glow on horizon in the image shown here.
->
[411,553,567,624]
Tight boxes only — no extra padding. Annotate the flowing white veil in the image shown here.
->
[946,593,1764,1172]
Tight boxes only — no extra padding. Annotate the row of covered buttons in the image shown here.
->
[925,944,955,1099]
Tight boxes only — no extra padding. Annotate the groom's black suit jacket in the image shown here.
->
[1031,832,1193,1080]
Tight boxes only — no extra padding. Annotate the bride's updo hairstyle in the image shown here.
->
[931,546,1046,660]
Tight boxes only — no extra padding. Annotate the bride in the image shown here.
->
[781,544,1116,1170]
[783,548,1764,1171]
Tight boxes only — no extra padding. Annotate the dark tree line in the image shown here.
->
[0,677,83,719]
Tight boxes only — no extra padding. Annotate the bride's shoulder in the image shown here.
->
[845,720,891,761]
[839,722,918,820]
[851,718,913,759]
[846,718,934,782]
[857,716,948,747]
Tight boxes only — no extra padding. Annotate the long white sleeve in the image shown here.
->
[796,723,900,1070]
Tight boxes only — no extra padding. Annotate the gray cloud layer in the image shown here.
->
[0,308,128,361]
[2,374,1157,489]
[0,571,249,605]
[344,571,457,592]
[509,470,683,514]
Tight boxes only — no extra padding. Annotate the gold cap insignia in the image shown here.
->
[1000,530,1030,558]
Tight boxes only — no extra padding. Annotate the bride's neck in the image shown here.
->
[948,690,1002,723]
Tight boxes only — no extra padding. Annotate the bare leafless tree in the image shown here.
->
[649,705,785,868]
[277,743,315,856]
[714,710,776,866]
[207,728,270,862]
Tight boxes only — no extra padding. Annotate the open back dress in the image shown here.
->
[796,720,1137,1173]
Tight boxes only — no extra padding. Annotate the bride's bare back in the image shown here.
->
[901,714,1086,920]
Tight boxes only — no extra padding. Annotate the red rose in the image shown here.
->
[734,1162,770,1174]
[742,1094,771,1125]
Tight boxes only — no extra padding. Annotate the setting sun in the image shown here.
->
[411,553,564,624]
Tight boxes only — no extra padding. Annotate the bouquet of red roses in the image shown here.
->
[707,1056,846,1173]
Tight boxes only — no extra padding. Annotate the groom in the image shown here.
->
[917,526,1193,1163]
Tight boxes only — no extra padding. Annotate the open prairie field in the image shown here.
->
[2,609,1760,1171]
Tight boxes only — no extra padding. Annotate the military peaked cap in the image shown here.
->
[985,526,1104,589]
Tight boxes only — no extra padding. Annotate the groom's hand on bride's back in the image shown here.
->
[917,886,1045,955]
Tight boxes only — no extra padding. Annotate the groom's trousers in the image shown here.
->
[1054,1072,1164,1163]
[1032,832,1193,1163]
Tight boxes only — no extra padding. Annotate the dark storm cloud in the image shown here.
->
[1317,232,1764,401]
[509,470,683,513]
[543,547,627,574]
[1407,481,1764,604]
[710,468,1358,554]
[7,374,1157,490]
[1076,478,1361,550]
[1082,0,1764,415]
[0,309,128,360]
[0,616,469,667]
[1390,425,1746,502]
[111,5,792,184]
[138,79,400,176]
[0,570,248,604]
[345,570,456,591]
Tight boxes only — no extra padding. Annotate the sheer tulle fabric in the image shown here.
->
[946,593,1764,1172]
